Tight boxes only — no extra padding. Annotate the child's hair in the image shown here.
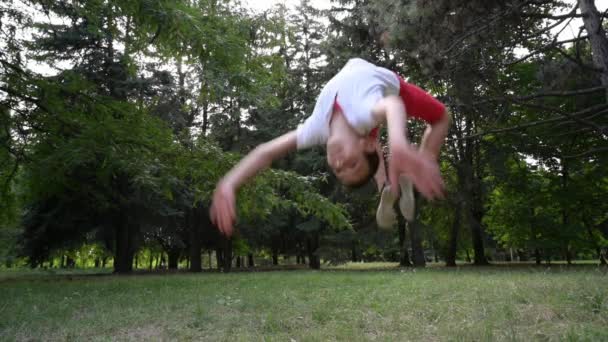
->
[346,150,380,189]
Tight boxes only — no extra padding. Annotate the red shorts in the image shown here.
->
[395,75,446,124]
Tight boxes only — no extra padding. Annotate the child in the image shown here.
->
[211,58,451,236]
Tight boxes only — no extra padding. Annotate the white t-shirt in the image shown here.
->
[296,58,400,149]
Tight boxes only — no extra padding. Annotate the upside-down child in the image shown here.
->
[210,58,451,236]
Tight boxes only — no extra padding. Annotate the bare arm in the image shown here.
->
[372,96,451,153]
[223,130,297,189]
[372,95,446,200]
[420,110,452,160]
[211,130,298,236]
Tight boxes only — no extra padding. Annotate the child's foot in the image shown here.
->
[399,175,415,222]
[376,184,398,229]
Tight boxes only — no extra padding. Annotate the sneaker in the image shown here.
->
[376,184,398,229]
[399,175,415,222]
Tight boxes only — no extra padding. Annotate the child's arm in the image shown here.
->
[372,95,448,200]
[420,110,451,160]
[210,130,298,237]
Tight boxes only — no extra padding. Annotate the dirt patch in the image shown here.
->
[118,324,166,341]
[516,304,560,324]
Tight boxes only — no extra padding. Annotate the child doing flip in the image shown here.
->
[210,58,451,236]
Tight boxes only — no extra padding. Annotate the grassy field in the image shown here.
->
[1,264,607,341]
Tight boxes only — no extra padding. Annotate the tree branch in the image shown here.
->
[508,99,607,135]
[554,45,603,72]
[442,0,538,56]
[507,36,590,65]
[521,13,591,20]
[455,103,608,140]
[564,146,608,159]
[463,86,608,107]
[520,9,575,41]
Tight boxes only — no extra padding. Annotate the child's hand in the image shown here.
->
[210,180,237,237]
[388,141,445,201]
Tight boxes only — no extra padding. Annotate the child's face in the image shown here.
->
[326,135,375,186]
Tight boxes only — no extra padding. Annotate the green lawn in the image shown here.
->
[1,265,607,341]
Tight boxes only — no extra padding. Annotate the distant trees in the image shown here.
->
[1,0,606,271]
[332,0,608,265]
[1,0,349,272]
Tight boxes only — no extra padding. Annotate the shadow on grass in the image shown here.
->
[0,264,312,283]
[1,261,606,283]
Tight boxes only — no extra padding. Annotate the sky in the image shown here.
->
[243,0,608,41]
[15,0,608,77]
[243,0,332,12]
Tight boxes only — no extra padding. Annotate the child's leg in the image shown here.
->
[374,144,398,229]
[398,175,415,221]
[373,145,387,193]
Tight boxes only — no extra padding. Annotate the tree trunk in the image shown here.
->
[297,242,306,264]
[600,249,607,265]
[236,256,241,268]
[470,143,489,266]
[188,208,203,272]
[517,249,528,262]
[272,248,279,266]
[208,250,213,270]
[468,178,489,266]
[222,239,233,272]
[67,256,75,268]
[584,220,607,265]
[429,238,439,263]
[398,215,412,267]
[114,220,135,274]
[216,248,223,270]
[560,161,572,267]
[579,0,608,99]
[446,203,461,267]
[409,221,426,267]
[403,192,426,267]
[351,242,359,262]
[307,234,321,270]
[248,253,255,268]
[470,218,488,265]
[534,248,542,265]
[168,249,179,270]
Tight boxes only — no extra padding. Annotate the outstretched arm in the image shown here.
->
[210,130,297,237]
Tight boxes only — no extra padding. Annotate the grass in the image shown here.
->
[0,265,607,341]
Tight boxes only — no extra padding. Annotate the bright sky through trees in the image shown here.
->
[244,0,607,41]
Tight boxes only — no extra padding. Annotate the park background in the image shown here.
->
[1,0,607,340]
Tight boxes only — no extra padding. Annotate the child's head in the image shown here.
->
[326,123,380,188]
